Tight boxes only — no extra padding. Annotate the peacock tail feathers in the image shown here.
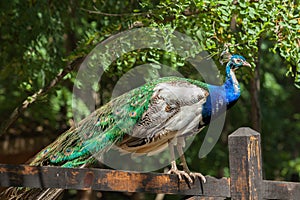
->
[30,76,205,168]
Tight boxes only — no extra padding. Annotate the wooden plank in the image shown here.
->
[262,180,300,200]
[201,176,230,198]
[0,164,230,197]
[228,127,263,200]
[185,196,225,200]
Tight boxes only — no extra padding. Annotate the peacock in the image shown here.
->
[1,52,250,199]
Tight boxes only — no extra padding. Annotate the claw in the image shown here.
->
[167,168,193,183]
[189,172,206,183]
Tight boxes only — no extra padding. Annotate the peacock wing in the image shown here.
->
[118,79,209,154]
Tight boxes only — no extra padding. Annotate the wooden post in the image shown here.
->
[228,127,262,200]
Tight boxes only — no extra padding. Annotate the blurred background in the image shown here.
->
[0,0,299,199]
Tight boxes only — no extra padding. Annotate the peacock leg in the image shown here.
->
[177,144,206,183]
[167,142,193,182]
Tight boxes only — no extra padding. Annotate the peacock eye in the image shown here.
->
[42,149,49,155]
[129,111,137,117]
[50,154,58,161]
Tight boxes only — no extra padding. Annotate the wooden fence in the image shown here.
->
[0,127,299,199]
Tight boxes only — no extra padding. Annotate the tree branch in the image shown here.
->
[0,57,85,136]
[81,7,149,17]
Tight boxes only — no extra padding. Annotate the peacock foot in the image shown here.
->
[167,161,206,183]
[167,168,194,183]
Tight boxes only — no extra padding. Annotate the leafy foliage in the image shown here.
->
[0,0,299,199]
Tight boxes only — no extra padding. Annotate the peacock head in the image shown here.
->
[228,54,251,71]
[220,51,251,70]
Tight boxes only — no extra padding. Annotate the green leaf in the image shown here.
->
[217,1,229,6]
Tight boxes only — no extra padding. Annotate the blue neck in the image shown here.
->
[223,65,240,106]
[201,64,241,124]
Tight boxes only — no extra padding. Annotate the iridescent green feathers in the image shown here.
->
[31,76,208,168]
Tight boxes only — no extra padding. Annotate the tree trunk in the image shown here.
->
[250,39,261,132]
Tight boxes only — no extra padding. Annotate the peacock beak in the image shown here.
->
[243,61,251,67]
